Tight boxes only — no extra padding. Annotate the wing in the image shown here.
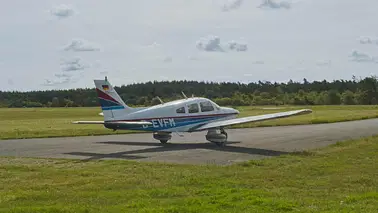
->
[192,109,312,131]
[72,121,152,125]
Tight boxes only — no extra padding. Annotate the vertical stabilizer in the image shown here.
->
[94,78,133,121]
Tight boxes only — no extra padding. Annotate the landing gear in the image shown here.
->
[205,128,228,147]
[153,132,172,144]
[220,128,228,138]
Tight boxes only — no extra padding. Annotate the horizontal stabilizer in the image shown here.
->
[72,121,152,125]
[193,109,312,131]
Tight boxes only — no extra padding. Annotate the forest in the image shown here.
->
[1,76,377,108]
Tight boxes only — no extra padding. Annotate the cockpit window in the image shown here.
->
[176,107,185,113]
[200,101,214,112]
[188,103,199,113]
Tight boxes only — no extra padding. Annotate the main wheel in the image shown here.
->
[220,129,228,139]
[160,140,168,144]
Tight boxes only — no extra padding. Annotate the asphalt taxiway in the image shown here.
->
[1,118,378,165]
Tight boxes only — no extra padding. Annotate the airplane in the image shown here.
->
[73,77,313,146]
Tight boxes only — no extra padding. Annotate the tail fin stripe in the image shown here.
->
[96,88,120,104]
[99,98,122,108]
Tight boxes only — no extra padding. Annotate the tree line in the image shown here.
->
[1,76,377,108]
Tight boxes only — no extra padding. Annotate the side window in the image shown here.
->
[188,103,199,113]
[176,107,185,113]
[200,101,214,112]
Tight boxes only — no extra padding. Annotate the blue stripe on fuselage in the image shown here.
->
[108,113,234,131]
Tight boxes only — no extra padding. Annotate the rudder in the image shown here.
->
[94,77,133,121]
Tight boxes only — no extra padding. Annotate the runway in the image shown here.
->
[1,118,378,165]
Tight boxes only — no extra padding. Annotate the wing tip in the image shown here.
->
[298,109,313,115]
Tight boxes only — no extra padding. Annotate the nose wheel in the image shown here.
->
[153,132,172,144]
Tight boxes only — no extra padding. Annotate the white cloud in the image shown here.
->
[54,73,72,78]
[196,35,224,52]
[50,4,75,18]
[349,50,378,63]
[60,58,89,72]
[358,36,378,45]
[227,40,248,52]
[63,39,100,52]
[99,71,108,75]
[196,35,248,52]
[221,0,244,12]
[42,77,71,86]
[258,0,291,9]
[42,71,83,87]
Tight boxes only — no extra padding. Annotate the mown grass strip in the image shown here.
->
[0,135,377,212]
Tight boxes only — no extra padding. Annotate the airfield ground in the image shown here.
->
[1,105,378,140]
[0,130,377,212]
[0,105,377,212]
[1,118,378,164]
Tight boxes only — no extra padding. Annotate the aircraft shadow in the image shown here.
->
[64,140,289,161]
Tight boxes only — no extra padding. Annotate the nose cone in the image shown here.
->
[223,107,239,114]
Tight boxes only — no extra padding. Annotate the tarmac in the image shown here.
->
[1,118,378,165]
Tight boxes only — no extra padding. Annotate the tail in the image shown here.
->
[94,78,133,121]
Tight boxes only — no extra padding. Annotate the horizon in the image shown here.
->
[0,75,371,93]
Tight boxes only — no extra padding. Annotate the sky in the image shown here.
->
[1,0,378,91]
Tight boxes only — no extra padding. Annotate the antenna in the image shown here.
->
[181,91,188,99]
[156,96,164,104]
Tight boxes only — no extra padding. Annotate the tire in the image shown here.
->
[214,142,225,147]
[160,140,168,144]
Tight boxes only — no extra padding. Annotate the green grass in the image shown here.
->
[0,135,377,212]
[1,105,378,139]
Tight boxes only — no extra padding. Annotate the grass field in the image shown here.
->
[0,135,377,212]
[1,105,378,139]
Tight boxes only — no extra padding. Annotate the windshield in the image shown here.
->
[209,100,221,110]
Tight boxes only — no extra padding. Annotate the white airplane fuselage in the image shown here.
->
[102,97,239,133]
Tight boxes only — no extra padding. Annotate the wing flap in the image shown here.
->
[72,121,152,125]
[193,109,312,131]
